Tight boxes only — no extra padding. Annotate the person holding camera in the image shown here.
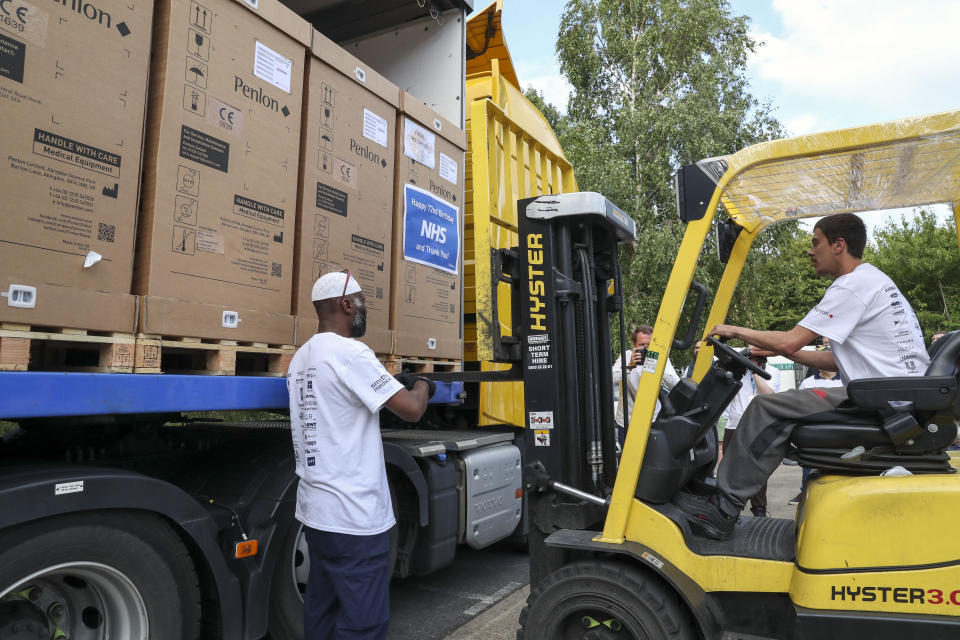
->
[288,271,433,640]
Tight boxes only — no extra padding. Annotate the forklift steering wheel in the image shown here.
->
[706,335,772,379]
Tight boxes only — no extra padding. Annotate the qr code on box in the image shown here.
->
[98,223,116,243]
[271,262,282,277]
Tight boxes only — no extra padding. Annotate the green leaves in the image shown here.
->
[546,0,786,345]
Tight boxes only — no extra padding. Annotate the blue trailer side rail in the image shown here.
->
[0,372,463,420]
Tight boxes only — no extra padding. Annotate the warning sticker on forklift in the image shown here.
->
[55,481,84,495]
[534,430,551,446]
[641,551,664,569]
[529,411,554,429]
[642,349,659,374]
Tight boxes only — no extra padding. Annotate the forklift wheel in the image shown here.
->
[518,560,695,639]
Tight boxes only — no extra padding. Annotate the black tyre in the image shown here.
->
[0,511,201,640]
[518,560,696,640]
[267,485,401,640]
[267,519,308,640]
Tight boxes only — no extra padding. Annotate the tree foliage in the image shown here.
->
[524,2,960,362]
[865,210,960,339]
[547,0,785,338]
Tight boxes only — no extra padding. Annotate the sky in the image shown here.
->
[469,0,960,230]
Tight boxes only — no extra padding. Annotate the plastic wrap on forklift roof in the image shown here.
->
[678,109,960,232]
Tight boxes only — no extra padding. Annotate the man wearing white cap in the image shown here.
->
[288,271,431,640]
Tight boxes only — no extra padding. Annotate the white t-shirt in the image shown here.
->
[613,349,680,426]
[287,332,404,535]
[722,363,781,430]
[798,372,845,390]
[798,263,929,384]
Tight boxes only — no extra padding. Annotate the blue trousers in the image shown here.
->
[303,527,391,640]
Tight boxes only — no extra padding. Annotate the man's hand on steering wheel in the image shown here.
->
[706,335,771,379]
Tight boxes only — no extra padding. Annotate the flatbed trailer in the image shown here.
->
[0,1,588,637]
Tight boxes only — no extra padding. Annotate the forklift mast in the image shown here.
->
[508,192,636,583]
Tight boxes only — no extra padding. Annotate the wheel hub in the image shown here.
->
[0,599,49,639]
[0,563,149,640]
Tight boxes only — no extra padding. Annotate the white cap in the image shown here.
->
[311,271,362,301]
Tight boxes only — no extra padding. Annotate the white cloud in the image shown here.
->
[513,59,572,113]
[749,0,960,121]
[784,112,820,135]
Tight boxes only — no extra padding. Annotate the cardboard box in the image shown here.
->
[293,31,400,351]
[139,295,294,342]
[391,92,466,359]
[134,0,310,343]
[0,0,153,331]
[0,276,138,332]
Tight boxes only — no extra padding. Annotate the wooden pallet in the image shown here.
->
[0,323,136,372]
[134,334,295,376]
[381,356,462,375]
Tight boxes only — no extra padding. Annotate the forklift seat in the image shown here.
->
[788,330,960,474]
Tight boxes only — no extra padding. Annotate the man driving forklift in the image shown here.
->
[674,212,930,540]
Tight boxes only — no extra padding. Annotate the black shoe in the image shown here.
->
[787,493,802,506]
[673,491,738,541]
[751,508,768,518]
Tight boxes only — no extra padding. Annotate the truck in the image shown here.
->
[0,1,584,638]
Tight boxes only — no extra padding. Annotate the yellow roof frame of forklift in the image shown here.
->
[603,109,960,558]
[715,108,960,234]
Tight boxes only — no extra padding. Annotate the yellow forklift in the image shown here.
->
[505,110,960,639]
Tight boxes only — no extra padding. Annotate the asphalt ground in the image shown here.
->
[441,464,805,639]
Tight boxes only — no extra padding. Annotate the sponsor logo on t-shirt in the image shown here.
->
[812,306,834,319]
[307,456,316,467]
[890,300,902,307]
[371,373,392,393]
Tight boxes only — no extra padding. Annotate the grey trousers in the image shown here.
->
[717,387,849,511]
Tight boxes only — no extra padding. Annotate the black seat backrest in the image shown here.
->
[927,330,960,377]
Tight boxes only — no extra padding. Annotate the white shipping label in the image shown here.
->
[403,118,436,169]
[438,153,458,185]
[197,229,225,254]
[362,109,389,148]
[55,481,84,495]
[253,41,292,94]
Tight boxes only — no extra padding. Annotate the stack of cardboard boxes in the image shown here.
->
[0,0,153,332]
[0,0,465,368]
[135,0,311,345]
[293,31,400,354]
[391,92,466,360]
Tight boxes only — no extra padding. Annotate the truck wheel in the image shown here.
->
[0,511,200,640]
[517,560,695,640]
[268,486,400,640]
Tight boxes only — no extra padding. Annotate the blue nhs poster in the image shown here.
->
[403,184,460,275]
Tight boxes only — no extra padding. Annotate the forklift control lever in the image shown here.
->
[524,462,610,507]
